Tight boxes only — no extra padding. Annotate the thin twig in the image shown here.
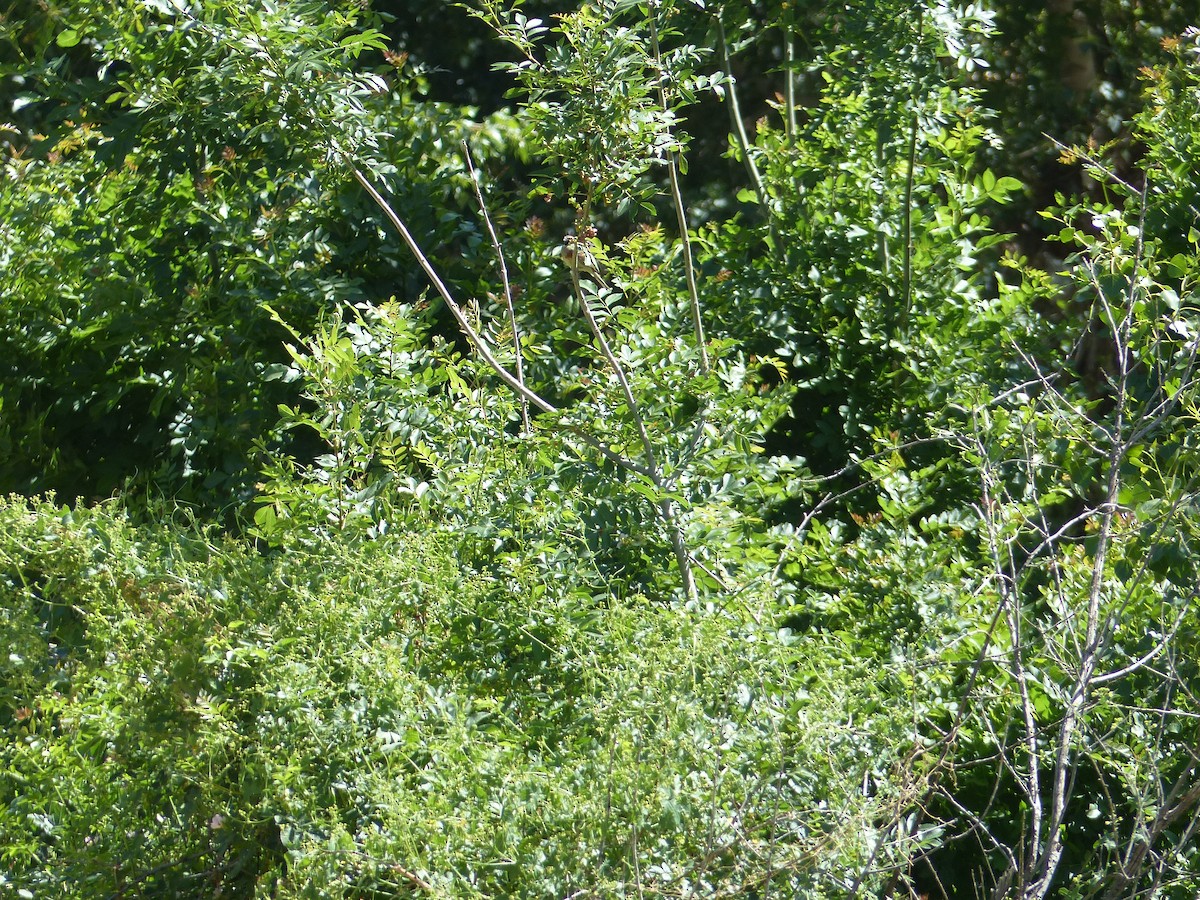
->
[647,9,709,374]
[463,142,530,434]
[783,22,797,143]
[717,12,770,216]
[899,105,919,338]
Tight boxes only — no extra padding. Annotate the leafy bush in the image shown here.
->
[0,494,926,897]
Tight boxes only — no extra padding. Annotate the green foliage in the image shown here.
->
[979,0,1196,162]
[474,0,718,212]
[0,0,508,508]
[699,1,1013,477]
[755,21,1200,898]
[238,0,808,601]
[0,495,916,897]
[5,0,1200,897]
[254,296,799,601]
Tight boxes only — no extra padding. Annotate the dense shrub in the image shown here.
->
[0,495,920,896]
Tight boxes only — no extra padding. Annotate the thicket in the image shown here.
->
[2,1,1199,897]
